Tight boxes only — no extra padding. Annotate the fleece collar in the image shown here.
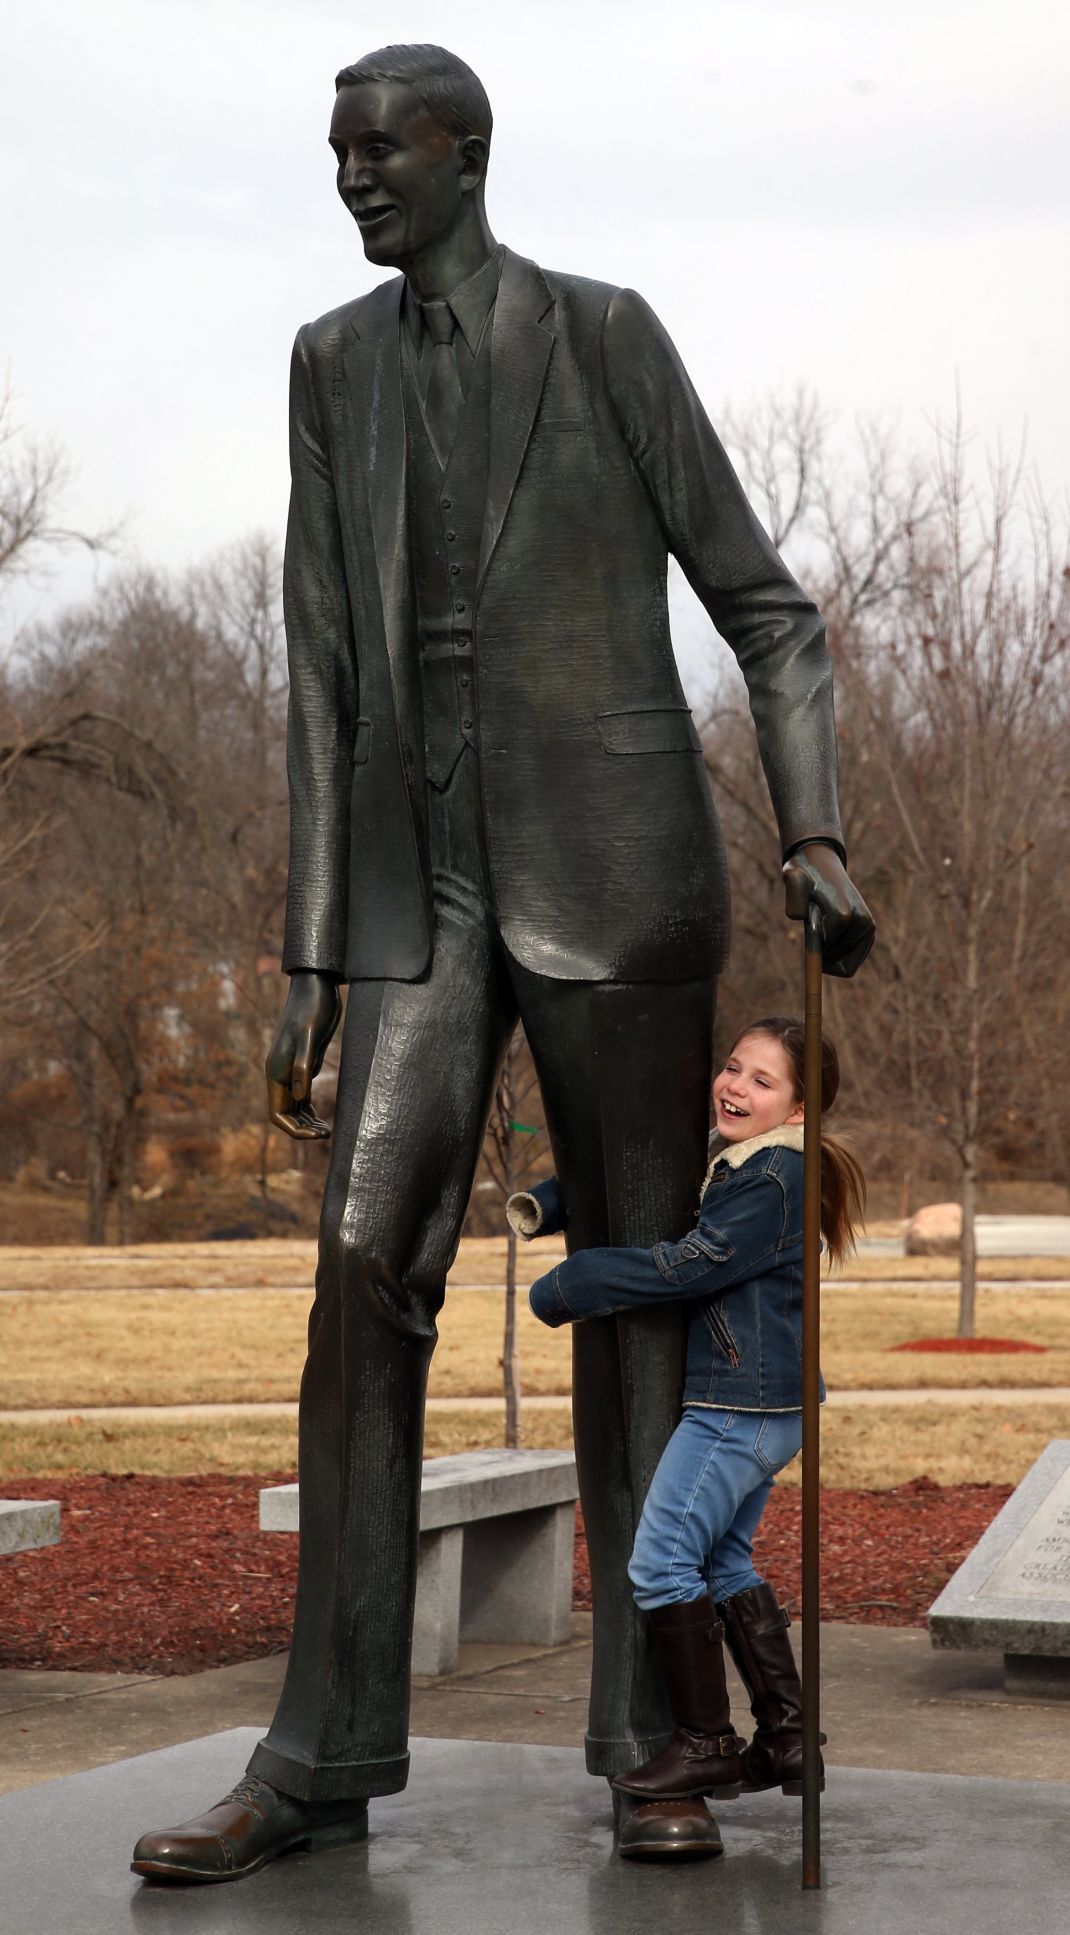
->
[704,1123,805,1193]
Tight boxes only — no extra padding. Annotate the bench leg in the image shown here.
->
[412,1526,464,1676]
[459,1502,575,1648]
[1003,1653,1070,1699]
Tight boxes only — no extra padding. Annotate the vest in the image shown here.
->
[402,319,494,789]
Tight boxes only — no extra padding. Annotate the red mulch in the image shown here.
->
[2,1474,1010,1674]
[890,1337,1047,1353]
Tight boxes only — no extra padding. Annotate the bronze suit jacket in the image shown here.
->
[280,247,844,984]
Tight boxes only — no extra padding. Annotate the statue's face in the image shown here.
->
[329,82,469,267]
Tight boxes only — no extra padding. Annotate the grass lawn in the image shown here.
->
[2,1240,1068,1489]
[0,1402,1062,1490]
[2,1283,1069,1409]
[3,1235,1070,1294]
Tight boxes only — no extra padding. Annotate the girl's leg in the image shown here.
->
[617,1410,799,1805]
[703,1411,803,1602]
[701,1413,819,1797]
[629,1409,770,1611]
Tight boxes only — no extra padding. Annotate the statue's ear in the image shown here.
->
[459,134,490,190]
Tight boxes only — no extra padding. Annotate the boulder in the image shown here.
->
[906,1202,962,1256]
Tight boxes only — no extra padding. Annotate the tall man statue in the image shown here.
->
[133,43,873,1882]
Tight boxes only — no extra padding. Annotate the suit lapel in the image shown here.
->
[478,252,555,589]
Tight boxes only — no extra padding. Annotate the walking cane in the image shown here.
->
[801,898,825,1889]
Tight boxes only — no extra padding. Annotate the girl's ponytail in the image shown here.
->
[819,1131,867,1267]
[730,1015,868,1269]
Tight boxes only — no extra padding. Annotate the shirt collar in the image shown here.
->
[404,246,504,355]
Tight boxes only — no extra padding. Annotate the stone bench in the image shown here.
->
[260,1449,579,1676]
[928,1439,1070,1697]
[0,1501,60,1555]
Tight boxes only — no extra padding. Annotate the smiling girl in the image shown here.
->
[513,1016,864,1826]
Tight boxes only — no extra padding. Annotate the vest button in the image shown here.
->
[441,497,451,509]
[446,530,456,542]
[462,718,473,731]
[454,601,466,613]
[459,674,470,689]
[449,563,460,576]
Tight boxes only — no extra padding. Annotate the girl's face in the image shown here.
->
[712,1032,805,1143]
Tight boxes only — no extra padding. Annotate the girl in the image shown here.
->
[512,1015,864,1811]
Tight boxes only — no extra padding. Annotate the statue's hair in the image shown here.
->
[334,44,493,145]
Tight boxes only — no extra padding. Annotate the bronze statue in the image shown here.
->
[132,42,873,1883]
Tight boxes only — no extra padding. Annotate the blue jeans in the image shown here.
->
[628,1407,804,1610]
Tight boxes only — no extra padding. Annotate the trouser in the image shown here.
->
[627,1407,804,1609]
[247,749,717,1801]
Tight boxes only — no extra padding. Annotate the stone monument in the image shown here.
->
[929,1439,1070,1697]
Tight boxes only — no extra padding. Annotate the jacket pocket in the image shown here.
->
[702,1299,741,1367]
[598,708,702,756]
[352,718,372,765]
[654,1228,731,1287]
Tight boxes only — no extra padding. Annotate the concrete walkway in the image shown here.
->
[1,1616,1065,1797]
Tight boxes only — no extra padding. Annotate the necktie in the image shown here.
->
[420,299,465,466]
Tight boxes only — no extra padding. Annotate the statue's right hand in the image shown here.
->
[265,971,344,1140]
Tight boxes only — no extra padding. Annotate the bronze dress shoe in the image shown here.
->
[613,1788,724,1861]
[130,1774,369,1883]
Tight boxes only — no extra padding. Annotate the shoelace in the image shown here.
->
[222,1776,272,1811]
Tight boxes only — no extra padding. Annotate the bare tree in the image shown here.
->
[707,392,1070,1329]
[482,1028,547,1448]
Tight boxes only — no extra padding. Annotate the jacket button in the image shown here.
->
[454,601,466,613]
[446,530,456,542]
[459,674,470,688]
[462,717,473,730]
[449,563,460,575]
[441,496,451,509]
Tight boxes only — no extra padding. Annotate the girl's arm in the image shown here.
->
[506,1177,568,1240]
[528,1172,791,1327]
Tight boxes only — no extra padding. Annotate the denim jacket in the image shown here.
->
[522,1126,824,1414]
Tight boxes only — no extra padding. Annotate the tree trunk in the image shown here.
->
[957,1146,978,1338]
[957,917,983,1338]
[114,1094,138,1246]
[503,1219,522,1449]
[84,1116,112,1245]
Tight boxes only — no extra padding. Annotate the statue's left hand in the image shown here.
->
[782,844,875,978]
[265,971,344,1139]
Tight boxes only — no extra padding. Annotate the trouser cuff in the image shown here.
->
[247,1738,410,1803]
[584,1731,674,1777]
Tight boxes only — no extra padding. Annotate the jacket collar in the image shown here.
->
[705,1123,805,1187]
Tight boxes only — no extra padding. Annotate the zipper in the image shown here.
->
[703,1300,741,1367]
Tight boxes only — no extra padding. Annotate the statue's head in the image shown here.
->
[330,44,493,268]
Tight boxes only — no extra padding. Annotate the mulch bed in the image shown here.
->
[2,1474,1010,1674]
[890,1337,1047,1353]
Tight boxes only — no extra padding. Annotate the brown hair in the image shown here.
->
[731,1017,867,1268]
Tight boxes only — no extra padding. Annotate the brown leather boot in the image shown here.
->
[130,1775,369,1883]
[718,1582,825,1795]
[612,1595,744,1802]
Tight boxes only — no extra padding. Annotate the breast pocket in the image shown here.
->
[599,708,702,755]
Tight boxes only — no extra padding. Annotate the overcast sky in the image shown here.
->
[4,0,1068,693]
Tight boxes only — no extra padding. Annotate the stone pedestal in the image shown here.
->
[2,1730,1068,1934]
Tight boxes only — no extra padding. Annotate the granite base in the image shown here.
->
[0,1729,1064,1934]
